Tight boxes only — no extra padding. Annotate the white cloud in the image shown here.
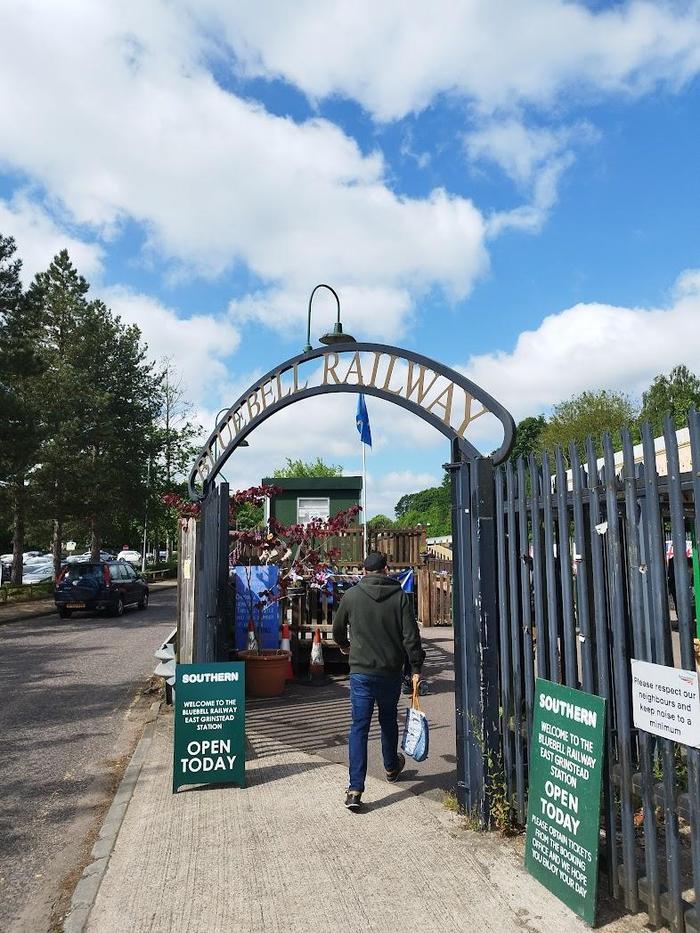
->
[463,269,700,421]
[465,119,594,186]
[0,192,104,284]
[464,119,598,234]
[0,1,488,342]
[101,286,240,407]
[486,152,575,236]
[202,0,700,120]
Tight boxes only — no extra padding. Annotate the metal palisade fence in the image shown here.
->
[495,411,700,932]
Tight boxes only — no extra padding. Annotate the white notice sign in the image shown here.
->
[631,659,700,748]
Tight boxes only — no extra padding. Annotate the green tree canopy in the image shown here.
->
[641,364,700,434]
[367,513,395,530]
[509,414,547,463]
[395,473,450,535]
[272,457,343,478]
[539,389,639,460]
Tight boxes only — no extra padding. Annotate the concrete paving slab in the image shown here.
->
[246,626,458,802]
[85,710,594,933]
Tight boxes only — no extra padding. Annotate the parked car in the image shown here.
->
[24,554,52,566]
[117,549,142,565]
[66,550,116,564]
[22,563,54,585]
[54,561,149,618]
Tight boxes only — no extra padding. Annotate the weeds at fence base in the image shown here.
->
[442,780,521,837]
[443,790,462,814]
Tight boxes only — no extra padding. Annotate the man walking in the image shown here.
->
[332,551,425,811]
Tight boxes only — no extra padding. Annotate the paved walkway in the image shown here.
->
[245,627,458,802]
[82,704,594,933]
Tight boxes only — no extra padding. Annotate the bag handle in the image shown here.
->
[411,674,422,712]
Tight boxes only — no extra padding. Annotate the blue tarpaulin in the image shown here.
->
[392,568,414,592]
[233,565,280,650]
[332,568,413,593]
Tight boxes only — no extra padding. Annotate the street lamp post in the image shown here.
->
[303,284,356,353]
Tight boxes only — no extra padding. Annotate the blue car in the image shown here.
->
[55,560,149,618]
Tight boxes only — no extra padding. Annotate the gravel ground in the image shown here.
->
[0,588,176,932]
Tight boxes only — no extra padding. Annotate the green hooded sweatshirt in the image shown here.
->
[332,574,425,678]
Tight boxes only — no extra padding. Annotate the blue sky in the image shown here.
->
[1,1,700,516]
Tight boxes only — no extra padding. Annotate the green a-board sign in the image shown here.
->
[173,662,245,792]
[524,679,606,925]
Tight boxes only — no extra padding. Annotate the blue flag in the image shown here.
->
[356,393,372,447]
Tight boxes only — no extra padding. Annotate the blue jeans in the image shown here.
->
[348,673,402,792]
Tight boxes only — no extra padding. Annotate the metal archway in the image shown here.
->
[186,340,515,824]
[188,342,515,498]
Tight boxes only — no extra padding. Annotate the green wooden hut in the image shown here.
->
[262,476,362,526]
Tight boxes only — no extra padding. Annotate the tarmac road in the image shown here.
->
[0,587,177,932]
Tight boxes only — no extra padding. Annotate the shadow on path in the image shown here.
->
[246,627,458,799]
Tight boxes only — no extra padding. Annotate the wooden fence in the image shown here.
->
[417,557,453,627]
[325,526,426,564]
[232,525,427,568]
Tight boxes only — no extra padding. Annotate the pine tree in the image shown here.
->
[29,250,92,574]
[65,298,161,558]
[0,235,45,583]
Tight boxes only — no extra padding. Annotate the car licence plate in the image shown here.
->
[66,602,85,609]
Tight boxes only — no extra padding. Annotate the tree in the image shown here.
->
[0,235,45,582]
[70,298,161,558]
[29,251,162,565]
[272,457,343,478]
[148,360,200,560]
[539,389,639,461]
[394,473,451,535]
[367,513,395,530]
[28,249,93,573]
[509,415,546,463]
[231,500,264,530]
[641,364,700,434]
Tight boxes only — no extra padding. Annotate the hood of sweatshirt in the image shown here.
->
[358,574,403,602]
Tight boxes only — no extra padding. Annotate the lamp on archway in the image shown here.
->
[304,283,356,353]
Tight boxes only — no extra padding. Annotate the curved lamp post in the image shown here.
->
[303,283,356,353]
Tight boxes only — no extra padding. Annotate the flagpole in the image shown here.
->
[362,439,368,558]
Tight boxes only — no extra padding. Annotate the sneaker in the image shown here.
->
[344,789,363,810]
[386,752,406,783]
[401,677,412,695]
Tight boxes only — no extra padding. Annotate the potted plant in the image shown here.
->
[235,566,290,698]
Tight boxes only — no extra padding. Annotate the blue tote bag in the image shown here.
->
[401,681,429,762]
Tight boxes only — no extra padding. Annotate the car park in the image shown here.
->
[54,560,149,618]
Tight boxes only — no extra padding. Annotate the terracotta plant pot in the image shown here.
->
[238,649,291,697]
